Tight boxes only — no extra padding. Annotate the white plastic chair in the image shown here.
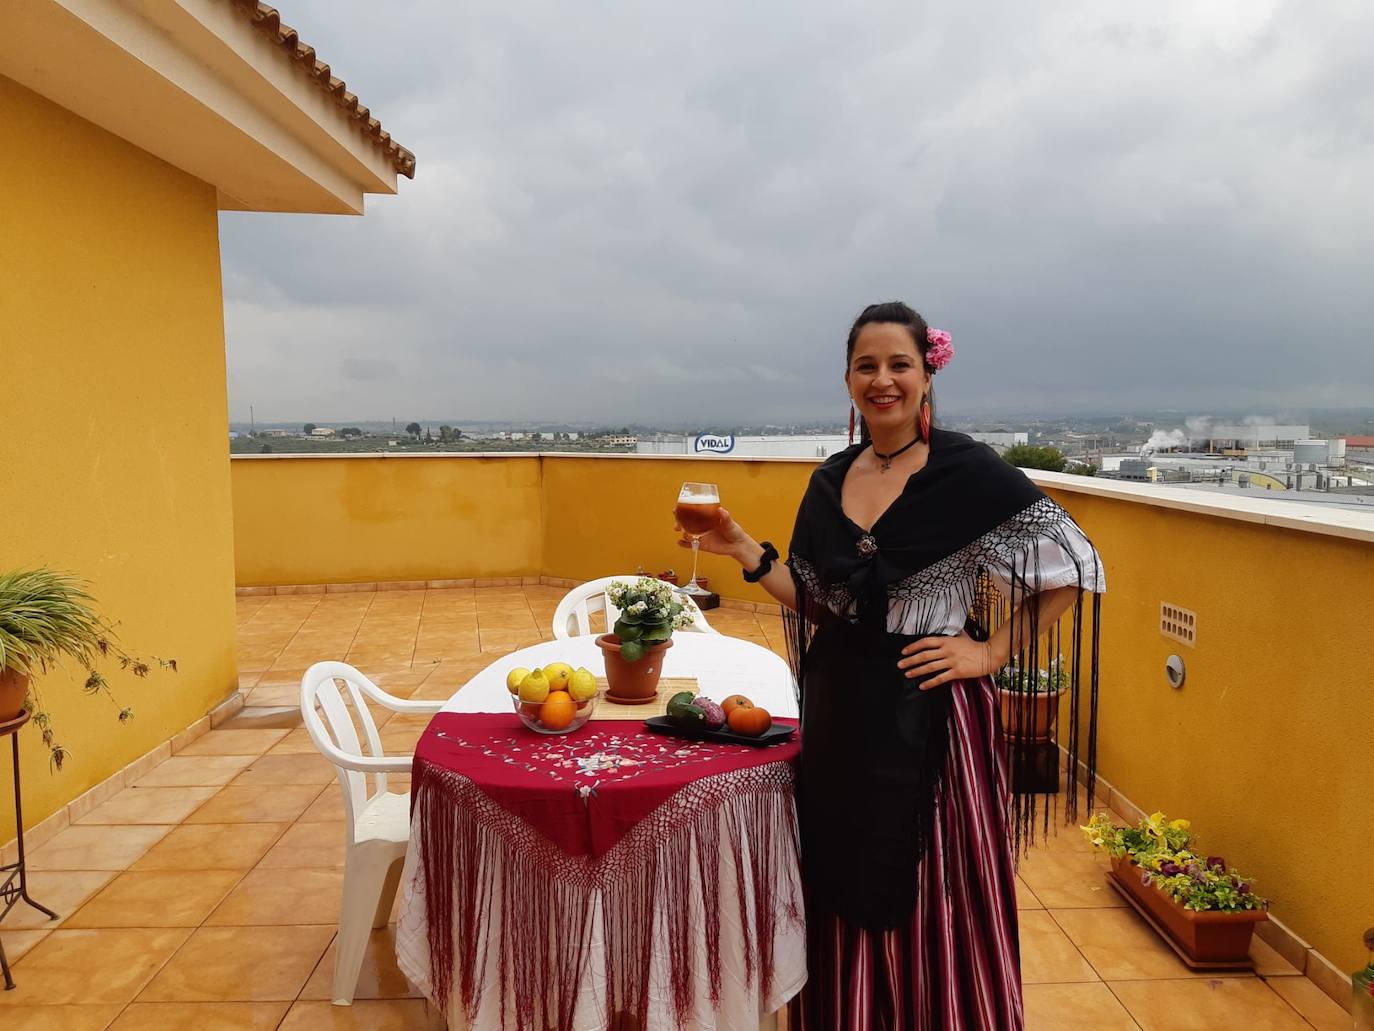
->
[300,661,444,1006]
[551,574,719,639]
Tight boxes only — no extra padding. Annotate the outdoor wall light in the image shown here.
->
[1165,654,1186,689]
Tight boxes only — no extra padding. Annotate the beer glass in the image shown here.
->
[674,481,721,596]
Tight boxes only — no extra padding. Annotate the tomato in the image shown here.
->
[727,705,772,737]
[720,694,753,716]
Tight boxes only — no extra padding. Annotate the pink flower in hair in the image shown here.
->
[925,327,954,370]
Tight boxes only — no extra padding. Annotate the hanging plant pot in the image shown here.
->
[0,667,29,723]
[596,635,673,705]
[1109,856,1267,966]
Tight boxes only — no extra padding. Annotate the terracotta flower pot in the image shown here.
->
[997,686,1066,742]
[596,635,673,705]
[1110,856,1267,964]
[0,667,30,723]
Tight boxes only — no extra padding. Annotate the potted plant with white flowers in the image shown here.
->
[595,578,696,704]
[994,655,1067,742]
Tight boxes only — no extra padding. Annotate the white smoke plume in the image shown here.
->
[1143,429,1188,454]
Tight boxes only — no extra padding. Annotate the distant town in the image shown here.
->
[228,409,1374,513]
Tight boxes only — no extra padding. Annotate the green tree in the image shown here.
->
[439,424,453,442]
[259,443,273,454]
[424,427,433,443]
[1066,461,1098,477]
[405,422,421,439]
[339,427,363,438]
[1003,444,1068,472]
[304,423,316,435]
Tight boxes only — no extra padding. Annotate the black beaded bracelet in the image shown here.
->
[743,541,780,583]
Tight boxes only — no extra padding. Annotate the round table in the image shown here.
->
[396,633,805,1030]
[442,633,799,720]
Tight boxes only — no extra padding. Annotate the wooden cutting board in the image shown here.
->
[589,677,699,720]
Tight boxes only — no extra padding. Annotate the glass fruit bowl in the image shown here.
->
[512,688,599,735]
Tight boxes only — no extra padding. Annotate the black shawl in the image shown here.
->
[783,427,1103,929]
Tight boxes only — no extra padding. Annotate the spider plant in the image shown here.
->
[0,568,175,769]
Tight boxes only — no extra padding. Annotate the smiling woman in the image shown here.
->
[684,301,1107,1030]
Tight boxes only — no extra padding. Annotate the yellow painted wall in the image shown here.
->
[231,452,1374,969]
[1042,485,1373,972]
[0,77,238,830]
[231,455,544,585]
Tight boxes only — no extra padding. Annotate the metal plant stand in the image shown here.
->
[0,711,59,990]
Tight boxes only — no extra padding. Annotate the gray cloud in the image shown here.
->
[221,0,1374,424]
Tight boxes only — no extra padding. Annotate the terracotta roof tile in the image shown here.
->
[229,0,416,179]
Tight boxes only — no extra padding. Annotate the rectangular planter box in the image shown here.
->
[1110,856,1267,965]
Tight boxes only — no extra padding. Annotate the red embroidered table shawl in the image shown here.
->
[410,713,802,1030]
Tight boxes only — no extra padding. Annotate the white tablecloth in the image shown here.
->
[396,633,806,1030]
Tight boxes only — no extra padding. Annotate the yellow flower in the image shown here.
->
[1169,819,1191,830]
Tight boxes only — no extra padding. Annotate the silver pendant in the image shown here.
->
[857,534,878,557]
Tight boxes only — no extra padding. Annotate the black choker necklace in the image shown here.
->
[871,436,920,472]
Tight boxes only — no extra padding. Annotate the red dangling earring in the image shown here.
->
[848,403,856,445]
[918,396,931,442]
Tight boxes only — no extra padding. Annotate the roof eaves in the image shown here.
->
[228,0,416,179]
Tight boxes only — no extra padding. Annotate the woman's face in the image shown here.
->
[846,322,932,437]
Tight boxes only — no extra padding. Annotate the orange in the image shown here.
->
[721,694,753,716]
[540,690,577,731]
[727,705,772,737]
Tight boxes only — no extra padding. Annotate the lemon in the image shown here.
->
[568,667,598,703]
[506,667,531,695]
[518,668,551,704]
[543,662,574,692]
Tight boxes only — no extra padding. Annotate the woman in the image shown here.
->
[684,302,1106,1029]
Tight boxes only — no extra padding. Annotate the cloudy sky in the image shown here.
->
[220,0,1374,426]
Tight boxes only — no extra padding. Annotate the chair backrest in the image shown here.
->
[551,575,718,639]
[300,661,399,838]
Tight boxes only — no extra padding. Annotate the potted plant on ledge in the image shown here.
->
[996,656,1067,793]
[1083,811,1269,966]
[595,577,696,704]
[0,568,174,769]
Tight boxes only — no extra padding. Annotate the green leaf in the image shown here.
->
[641,624,672,643]
[615,621,643,642]
[619,639,645,662]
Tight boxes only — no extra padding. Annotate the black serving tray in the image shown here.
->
[643,716,796,748]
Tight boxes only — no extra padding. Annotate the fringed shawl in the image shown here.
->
[783,427,1104,929]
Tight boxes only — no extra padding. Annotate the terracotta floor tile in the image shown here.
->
[110,1001,291,1029]
[256,821,347,868]
[206,867,345,926]
[1108,976,1309,1030]
[278,999,434,1029]
[1018,848,1124,909]
[175,729,289,757]
[137,924,335,1002]
[0,1004,125,1029]
[0,928,51,963]
[185,785,324,824]
[132,755,258,787]
[1016,876,1044,911]
[3,869,115,928]
[1023,982,1138,1030]
[65,870,243,928]
[27,824,173,871]
[1019,910,1099,985]
[1052,908,1213,980]
[131,823,285,871]
[75,787,220,826]
[229,753,336,787]
[1264,975,1352,1031]
[0,928,191,1005]
[298,924,421,1001]
[247,682,307,707]
[266,728,321,755]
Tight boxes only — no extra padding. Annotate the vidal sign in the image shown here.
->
[693,434,736,455]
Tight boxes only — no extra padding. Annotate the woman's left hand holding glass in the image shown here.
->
[897,631,1003,689]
